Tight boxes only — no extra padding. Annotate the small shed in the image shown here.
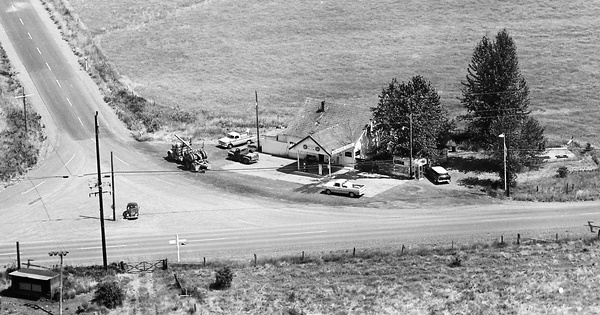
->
[9,268,59,298]
[446,140,457,152]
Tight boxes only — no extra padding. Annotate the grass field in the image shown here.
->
[3,238,600,314]
[63,0,600,145]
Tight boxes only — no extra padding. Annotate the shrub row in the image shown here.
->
[0,44,46,183]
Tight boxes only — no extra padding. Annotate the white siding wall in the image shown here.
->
[261,135,288,156]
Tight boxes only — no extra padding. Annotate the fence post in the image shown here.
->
[555,233,558,242]
[302,251,305,261]
[254,254,257,266]
[597,230,600,239]
[517,234,520,245]
[451,241,454,250]
[163,258,168,270]
[203,257,206,267]
[353,247,355,257]
[501,235,504,245]
[401,245,405,255]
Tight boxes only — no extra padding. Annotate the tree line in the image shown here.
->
[371,29,546,190]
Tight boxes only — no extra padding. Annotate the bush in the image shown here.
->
[93,281,124,309]
[557,166,569,178]
[210,266,234,290]
[3,265,18,280]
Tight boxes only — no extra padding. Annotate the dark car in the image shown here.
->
[228,146,259,164]
[123,202,139,220]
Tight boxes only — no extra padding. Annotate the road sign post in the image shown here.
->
[169,234,187,262]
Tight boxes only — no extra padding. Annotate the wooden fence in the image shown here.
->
[120,259,168,273]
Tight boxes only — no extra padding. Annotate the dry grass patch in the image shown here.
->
[3,240,600,314]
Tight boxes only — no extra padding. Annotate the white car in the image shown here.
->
[218,131,256,149]
[321,179,366,198]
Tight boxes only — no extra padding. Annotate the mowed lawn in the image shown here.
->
[67,0,600,144]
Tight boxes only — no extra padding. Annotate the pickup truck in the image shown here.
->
[218,131,257,149]
[321,179,366,198]
[228,146,259,164]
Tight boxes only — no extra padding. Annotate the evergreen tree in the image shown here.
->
[372,76,449,162]
[461,29,545,188]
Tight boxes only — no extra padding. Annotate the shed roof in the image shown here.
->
[9,268,58,281]
[284,98,371,138]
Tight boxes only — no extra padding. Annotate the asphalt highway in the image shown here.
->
[1,0,600,268]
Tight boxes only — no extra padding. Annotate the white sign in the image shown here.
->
[169,234,187,262]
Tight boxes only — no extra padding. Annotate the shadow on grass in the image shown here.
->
[0,288,46,304]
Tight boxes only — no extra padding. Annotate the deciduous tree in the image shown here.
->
[371,76,449,162]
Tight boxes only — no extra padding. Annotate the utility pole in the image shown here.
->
[111,152,116,221]
[16,242,20,269]
[255,91,261,152]
[400,112,414,179]
[14,88,33,134]
[95,112,108,269]
[409,112,413,179]
[499,133,508,197]
[49,251,68,315]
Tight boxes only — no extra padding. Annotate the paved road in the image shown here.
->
[1,199,598,266]
[1,0,600,268]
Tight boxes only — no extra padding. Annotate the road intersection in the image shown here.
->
[1,0,599,268]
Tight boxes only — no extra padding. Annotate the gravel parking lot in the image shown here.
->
[221,153,404,197]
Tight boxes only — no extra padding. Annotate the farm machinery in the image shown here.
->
[167,135,211,172]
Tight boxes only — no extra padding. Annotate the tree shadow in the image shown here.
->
[446,155,499,174]
[458,177,502,189]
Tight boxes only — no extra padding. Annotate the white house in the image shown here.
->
[262,98,378,170]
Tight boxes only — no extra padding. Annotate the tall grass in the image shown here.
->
[61,0,600,145]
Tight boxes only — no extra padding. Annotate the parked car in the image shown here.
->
[425,166,451,184]
[123,202,139,220]
[218,131,257,149]
[320,179,366,198]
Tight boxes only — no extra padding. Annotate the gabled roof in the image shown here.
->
[289,135,330,156]
[284,98,371,139]
[311,123,357,154]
